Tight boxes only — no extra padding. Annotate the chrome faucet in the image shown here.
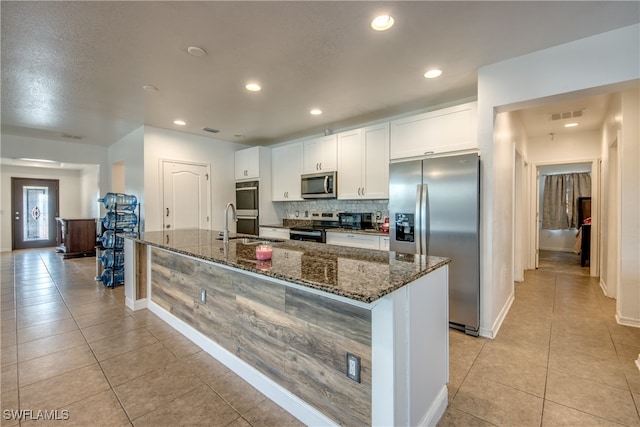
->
[223,202,237,244]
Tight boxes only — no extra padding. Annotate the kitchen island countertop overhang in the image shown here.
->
[125,228,450,304]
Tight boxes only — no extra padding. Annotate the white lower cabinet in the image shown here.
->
[380,236,390,251]
[326,232,389,251]
[259,227,290,240]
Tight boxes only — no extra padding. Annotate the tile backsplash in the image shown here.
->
[277,199,389,222]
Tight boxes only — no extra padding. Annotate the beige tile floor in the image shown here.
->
[1,249,639,426]
[440,250,640,427]
[1,249,303,426]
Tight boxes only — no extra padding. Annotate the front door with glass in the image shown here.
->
[12,178,59,249]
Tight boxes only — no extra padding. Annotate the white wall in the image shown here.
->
[600,93,622,298]
[107,127,145,227]
[477,24,640,338]
[79,165,100,219]
[617,89,640,326]
[0,165,85,251]
[142,126,250,232]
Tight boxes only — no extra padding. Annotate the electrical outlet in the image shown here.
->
[200,289,206,304]
[346,352,361,383]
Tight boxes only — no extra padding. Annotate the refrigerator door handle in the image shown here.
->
[415,184,422,255]
[421,183,428,255]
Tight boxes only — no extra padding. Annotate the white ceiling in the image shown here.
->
[1,1,638,148]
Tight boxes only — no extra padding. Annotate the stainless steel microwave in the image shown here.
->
[301,171,337,199]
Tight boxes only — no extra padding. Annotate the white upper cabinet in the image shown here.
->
[303,134,337,173]
[390,101,477,160]
[337,123,389,200]
[271,142,303,201]
[235,146,261,180]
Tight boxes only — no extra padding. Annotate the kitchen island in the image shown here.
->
[123,229,450,426]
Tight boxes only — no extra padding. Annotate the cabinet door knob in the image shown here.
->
[361,187,365,196]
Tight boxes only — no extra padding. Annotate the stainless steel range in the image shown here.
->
[289,211,340,243]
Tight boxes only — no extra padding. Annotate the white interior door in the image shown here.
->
[162,161,210,230]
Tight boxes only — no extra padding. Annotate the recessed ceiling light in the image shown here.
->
[142,85,158,92]
[310,109,323,116]
[245,82,261,92]
[564,122,579,128]
[424,69,443,79]
[174,120,187,126]
[187,46,207,57]
[371,15,394,31]
[17,157,58,163]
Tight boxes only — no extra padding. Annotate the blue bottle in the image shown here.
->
[96,268,125,288]
[98,249,125,268]
[98,230,137,249]
[98,193,137,211]
[101,212,138,230]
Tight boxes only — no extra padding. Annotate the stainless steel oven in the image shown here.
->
[235,181,259,235]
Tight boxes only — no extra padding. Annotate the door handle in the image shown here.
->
[166,208,169,217]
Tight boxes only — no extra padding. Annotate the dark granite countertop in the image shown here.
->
[262,223,389,237]
[125,229,449,304]
[325,228,389,237]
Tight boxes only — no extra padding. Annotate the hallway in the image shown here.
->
[440,250,640,426]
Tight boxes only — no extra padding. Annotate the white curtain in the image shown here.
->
[542,172,591,230]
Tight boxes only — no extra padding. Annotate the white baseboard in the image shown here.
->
[125,297,148,311]
[599,278,610,297]
[615,312,640,328]
[418,385,448,427]
[480,290,515,339]
[148,300,337,427]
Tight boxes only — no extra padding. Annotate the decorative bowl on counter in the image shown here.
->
[256,244,272,260]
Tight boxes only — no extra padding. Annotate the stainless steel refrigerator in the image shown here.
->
[390,153,480,336]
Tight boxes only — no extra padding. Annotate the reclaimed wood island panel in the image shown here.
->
[123,229,450,426]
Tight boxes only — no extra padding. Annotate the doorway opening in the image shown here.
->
[12,178,60,249]
[534,162,596,277]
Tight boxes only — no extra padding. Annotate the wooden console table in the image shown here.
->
[56,218,97,258]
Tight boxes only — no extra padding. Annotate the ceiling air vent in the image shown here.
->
[61,133,83,140]
[550,110,584,121]
[202,127,220,133]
